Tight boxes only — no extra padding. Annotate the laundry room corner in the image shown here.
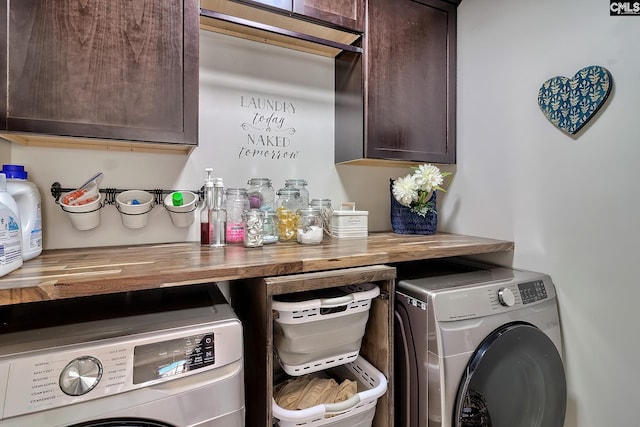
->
[442,1,640,426]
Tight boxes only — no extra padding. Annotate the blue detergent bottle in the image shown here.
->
[1,164,43,261]
[0,173,23,276]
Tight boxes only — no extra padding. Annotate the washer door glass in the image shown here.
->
[69,419,175,427]
[454,322,566,427]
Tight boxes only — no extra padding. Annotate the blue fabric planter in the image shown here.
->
[390,180,437,235]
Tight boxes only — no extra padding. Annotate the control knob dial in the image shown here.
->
[59,356,103,396]
[497,287,516,307]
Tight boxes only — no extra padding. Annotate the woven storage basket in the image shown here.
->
[390,179,437,235]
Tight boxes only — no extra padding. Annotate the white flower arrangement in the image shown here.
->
[392,164,451,217]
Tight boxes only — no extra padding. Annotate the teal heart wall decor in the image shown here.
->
[537,65,612,134]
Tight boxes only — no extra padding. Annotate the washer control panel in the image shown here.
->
[59,356,103,396]
[133,332,215,385]
[0,319,242,420]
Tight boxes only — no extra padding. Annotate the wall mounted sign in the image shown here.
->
[537,65,612,135]
[238,95,300,161]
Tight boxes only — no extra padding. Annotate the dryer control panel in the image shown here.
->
[422,271,556,322]
[518,280,548,304]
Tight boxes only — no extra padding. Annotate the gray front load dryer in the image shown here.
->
[394,258,566,427]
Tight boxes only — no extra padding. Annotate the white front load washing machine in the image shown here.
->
[394,258,566,427]
[0,284,245,427]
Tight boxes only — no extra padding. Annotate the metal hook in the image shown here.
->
[50,182,62,203]
[104,188,117,205]
[153,189,164,206]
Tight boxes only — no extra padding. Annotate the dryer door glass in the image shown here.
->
[453,323,566,427]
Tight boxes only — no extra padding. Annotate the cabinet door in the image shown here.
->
[3,0,199,146]
[293,0,364,32]
[242,0,293,11]
[366,0,456,163]
[0,1,6,127]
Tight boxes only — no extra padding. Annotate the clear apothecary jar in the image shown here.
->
[247,178,275,211]
[224,188,249,244]
[263,211,278,244]
[276,187,302,241]
[296,208,323,245]
[243,208,264,248]
[310,198,333,237]
[284,179,309,208]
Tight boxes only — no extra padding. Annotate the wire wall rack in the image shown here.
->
[50,182,205,206]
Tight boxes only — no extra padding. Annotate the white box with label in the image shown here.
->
[331,210,368,237]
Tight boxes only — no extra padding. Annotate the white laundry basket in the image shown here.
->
[272,283,380,375]
[272,356,387,427]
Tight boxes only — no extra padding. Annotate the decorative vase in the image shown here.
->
[390,180,437,235]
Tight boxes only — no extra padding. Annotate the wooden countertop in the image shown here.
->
[0,232,514,306]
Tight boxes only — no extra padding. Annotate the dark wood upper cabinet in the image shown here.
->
[248,0,292,10]
[1,0,199,150]
[231,0,363,32]
[0,1,6,127]
[293,0,364,32]
[336,0,458,164]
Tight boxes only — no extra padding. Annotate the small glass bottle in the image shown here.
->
[276,187,302,241]
[284,179,309,208]
[225,188,249,244]
[263,211,278,244]
[210,178,226,247]
[200,168,214,246]
[243,209,264,248]
[247,178,275,211]
[310,198,333,237]
[297,208,323,244]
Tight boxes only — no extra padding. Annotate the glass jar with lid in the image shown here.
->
[263,211,278,244]
[247,178,275,211]
[297,208,323,244]
[310,198,333,237]
[243,208,264,248]
[276,187,302,241]
[284,179,309,208]
[224,188,249,244]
